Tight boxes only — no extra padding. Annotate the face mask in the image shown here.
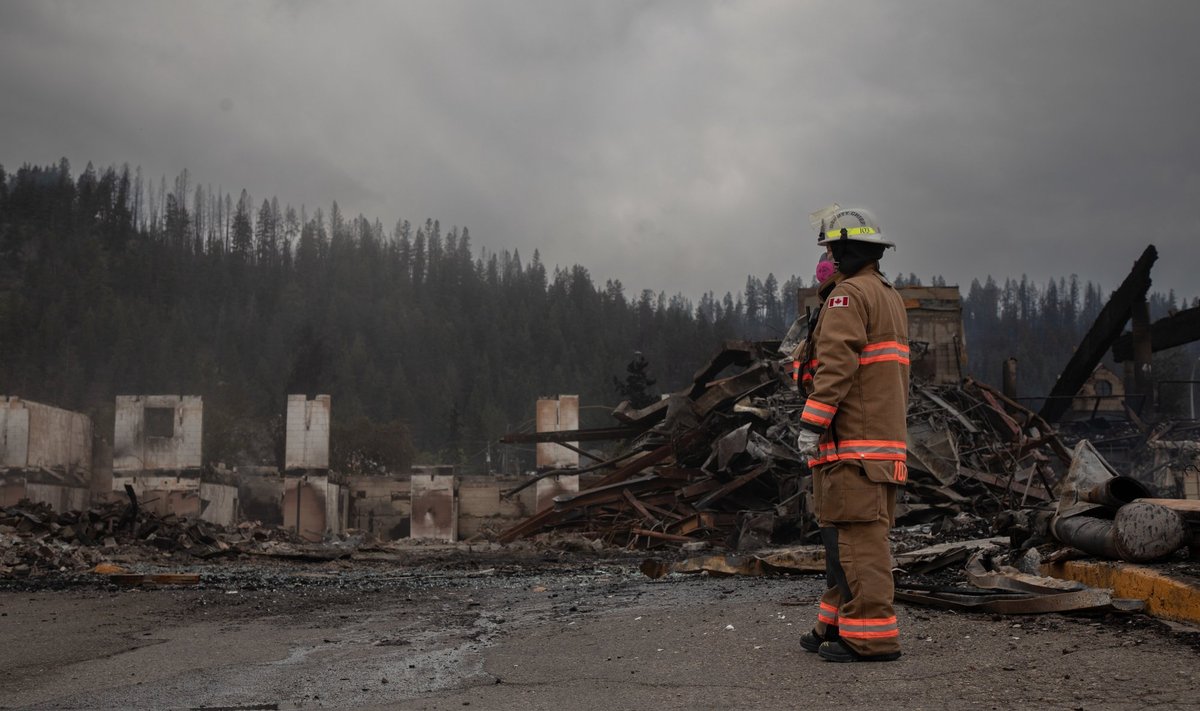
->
[815,257,835,282]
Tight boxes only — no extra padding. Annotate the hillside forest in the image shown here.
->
[1,161,1196,474]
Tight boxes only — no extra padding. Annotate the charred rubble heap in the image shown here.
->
[498,339,1079,551]
[499,245,1200,576]
[0,490,356,578]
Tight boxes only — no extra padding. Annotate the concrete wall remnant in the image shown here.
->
[459,477,537,539]
[117,474,202,518]
[412,465,455,477]
[285,395,330,470]
[283,476,326,541]
[236,468,286,526]
[410,474,457,541]
[0,397,94,512]
[536,395,580,470]
[348,476,412,539]
[199,482,239,526]
[1,397,92,474]
[345,474,538,541]
[281,474,345,541]
[112,395,202,519]
[113,395,202,472]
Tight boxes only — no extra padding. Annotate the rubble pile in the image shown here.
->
[902,377,1070,519]
[0,497,314,577]
[501,341,807,550]
[499,340,1078,551]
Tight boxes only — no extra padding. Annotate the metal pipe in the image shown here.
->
[1052,514,1119,559]
[1080,476,1151,509]
[1052,502,1185,562]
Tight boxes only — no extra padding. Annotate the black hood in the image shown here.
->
[830,240,886,276]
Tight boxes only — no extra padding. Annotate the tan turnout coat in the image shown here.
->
[799,264,910,486]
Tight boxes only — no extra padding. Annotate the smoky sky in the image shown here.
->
[2,0,1198,304]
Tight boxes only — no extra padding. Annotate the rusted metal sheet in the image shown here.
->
[895,586,1143,615]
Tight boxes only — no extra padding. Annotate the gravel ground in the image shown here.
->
[1,547,1198,710]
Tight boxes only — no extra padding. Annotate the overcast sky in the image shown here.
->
[2,0,1198,304]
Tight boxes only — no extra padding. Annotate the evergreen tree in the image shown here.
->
[613,352,657,409]
[4,160,1196,474]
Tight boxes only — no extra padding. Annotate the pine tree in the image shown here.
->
[613,352,657,409]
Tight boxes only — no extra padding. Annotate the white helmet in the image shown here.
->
[813,206,894,248]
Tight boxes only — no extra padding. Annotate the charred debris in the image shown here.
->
[498,338,1072,552]
[498,246,1200,592]
[0,486,369,579]
[5,245,1200,614]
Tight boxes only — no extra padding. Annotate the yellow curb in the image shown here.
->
[1043,560,1200,625]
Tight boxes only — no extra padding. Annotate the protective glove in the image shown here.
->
[795,429,820,458]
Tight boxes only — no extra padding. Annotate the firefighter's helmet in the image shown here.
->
[814,206,894,248]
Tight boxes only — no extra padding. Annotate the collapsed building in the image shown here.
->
[495,246,1200,575]
[112,395,206,518]
[4,244,1200,609]
[2,389,550,557]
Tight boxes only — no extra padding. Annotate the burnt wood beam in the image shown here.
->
[499,426,641,443]
[1038,245,1157,424]
[1112,304,1200,362]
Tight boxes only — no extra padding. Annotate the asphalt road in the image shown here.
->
[1,554,1197,710]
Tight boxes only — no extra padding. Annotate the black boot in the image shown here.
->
[818,640,901,663]
[800,627,837,653]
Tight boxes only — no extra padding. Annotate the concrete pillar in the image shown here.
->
[535,395,580,470]
[285,395,331,470]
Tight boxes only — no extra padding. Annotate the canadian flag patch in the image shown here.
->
[828,295,850,308]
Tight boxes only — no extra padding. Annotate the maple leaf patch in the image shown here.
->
[828,295,850,308]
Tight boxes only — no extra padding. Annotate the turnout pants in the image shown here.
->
[812,459,900,656]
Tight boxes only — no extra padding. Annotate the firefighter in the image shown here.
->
[795,206,910,662]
